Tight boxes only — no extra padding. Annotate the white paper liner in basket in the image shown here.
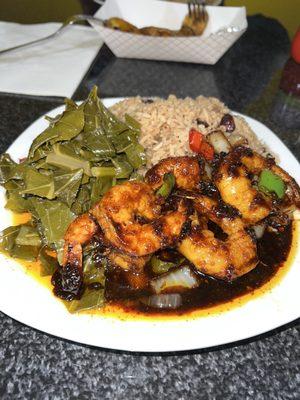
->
[93,0,247,64]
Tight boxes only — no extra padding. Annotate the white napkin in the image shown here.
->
[0,21,103,97]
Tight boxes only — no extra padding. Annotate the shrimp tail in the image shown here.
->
[53,214,99,300]
[62,213,98,268]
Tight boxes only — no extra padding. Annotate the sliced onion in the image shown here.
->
[151,266,199,294]
[207,130,231,154]
[204,162,212,179]
[228,133,248,147]
[141,294,182,309]
[252,223,266,239]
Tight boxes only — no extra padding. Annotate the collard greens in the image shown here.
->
[28,104,85,160]
[0,86,146,312]
[29,198,75,246]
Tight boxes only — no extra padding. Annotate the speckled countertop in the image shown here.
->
[0,15,299,400]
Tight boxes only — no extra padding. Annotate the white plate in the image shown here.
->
[0,98,299,353]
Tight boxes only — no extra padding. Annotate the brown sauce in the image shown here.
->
[11,212,297,320]
[104,222,293,316]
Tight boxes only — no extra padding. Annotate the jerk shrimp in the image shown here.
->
[213,149,270,225]
[145,156,205,190]
[238,147,300,207]
[178,193,258,281]
[92,181,188,256]
[213,147,300,225]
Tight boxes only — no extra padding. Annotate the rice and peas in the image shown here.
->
[110,95,266,167]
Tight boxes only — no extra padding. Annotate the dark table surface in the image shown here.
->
[0,15,299,400]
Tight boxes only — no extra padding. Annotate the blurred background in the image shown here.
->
[0,0,299,38]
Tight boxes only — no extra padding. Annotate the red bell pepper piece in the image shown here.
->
[199,140,214,161]
[189,128,214,161]
[189,128,203,153]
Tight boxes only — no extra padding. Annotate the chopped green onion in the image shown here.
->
[258,169,286,199]
[150,255,175,275]
[156,172,175,197]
